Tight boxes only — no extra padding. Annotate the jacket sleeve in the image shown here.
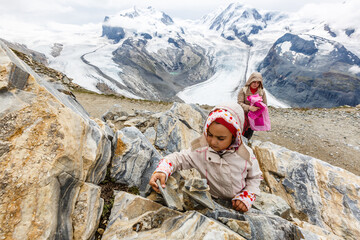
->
[232,154,263,210]
[237,88,250,112]
[154,148,196,181]
[262,90,268,105]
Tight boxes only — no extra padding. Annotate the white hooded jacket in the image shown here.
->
[157,102,263,200]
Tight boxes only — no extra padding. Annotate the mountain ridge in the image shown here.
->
[2,2,359,107]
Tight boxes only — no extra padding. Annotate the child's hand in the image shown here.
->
[149,172,166,193]
[232,199,248,212]
[249,106,260,112]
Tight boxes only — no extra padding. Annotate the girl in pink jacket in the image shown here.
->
[237,72,268,140]
[149,102,263,212]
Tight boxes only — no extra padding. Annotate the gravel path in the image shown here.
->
[255,107,360,175]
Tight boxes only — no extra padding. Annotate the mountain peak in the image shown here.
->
[204,3,270,45]
[8,2,359,108]
[104,6,174,27]
[101,6,177,43]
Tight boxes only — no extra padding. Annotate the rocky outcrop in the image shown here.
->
[0,41,113,239]
[253,140,360,239]
[102,191,245,240]
[106,101,360,239]
[1,38,48,65]
[259,33,360,107]
[155,102,207,155]
[110,126,162,196]
[2,38,360,239]
[101,190,313,240]
[9,44,80,91]
[50,43,64,57]
[109,103,207,197]
[101,25,125,44]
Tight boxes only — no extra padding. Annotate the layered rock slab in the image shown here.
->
[253,140,360,239]
[102,191,245,240]
[0,40,112,239]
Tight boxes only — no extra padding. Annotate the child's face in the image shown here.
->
[206,122,233,151]
[250,81,260,89]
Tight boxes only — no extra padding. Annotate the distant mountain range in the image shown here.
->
[3,3,360,107]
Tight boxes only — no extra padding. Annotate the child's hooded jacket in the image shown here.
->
[237,72,267,112]
[154,102,263,209]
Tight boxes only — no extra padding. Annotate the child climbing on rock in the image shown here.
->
[149,102,262,212]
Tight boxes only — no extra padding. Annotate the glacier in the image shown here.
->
[0,3,359,108]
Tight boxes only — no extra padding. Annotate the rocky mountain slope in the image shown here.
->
[73,91,360,176]
[2,39,360,240]
[9,44,360,176]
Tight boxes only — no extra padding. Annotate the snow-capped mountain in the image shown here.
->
[97,7,214,101]
[1,2,359,107]
[202,3,286,46]
[101,6,178,44]
[181,2,360,107]
[260,33,360,107]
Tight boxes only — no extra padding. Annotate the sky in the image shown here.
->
[0,0,350,26]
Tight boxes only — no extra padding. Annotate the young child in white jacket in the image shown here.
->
[149,102,263,212]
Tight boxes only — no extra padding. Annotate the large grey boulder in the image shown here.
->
[103,191,329,240]
[105,100,358,239]
[111,127,162,195]
[155,102,208,155]
[102,191,245,240]
[252,191,291,219]
[101,103,128,122]
[253,140,360,239]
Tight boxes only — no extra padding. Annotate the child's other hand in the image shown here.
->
[232,199,248,212]
[149,172,166,193]
[249,106,259,112]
